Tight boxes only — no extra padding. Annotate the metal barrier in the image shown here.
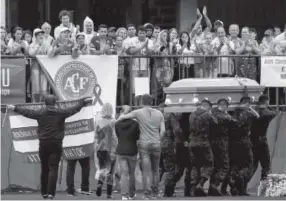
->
[1,55,286,111]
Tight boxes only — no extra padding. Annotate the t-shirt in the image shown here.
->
[131,107,164,144]
[128,37,154,75]
[89,36,113,51]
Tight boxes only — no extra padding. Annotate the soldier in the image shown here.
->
[251,95,277,181]
[172,112,192,197]
[230,96,259,195]
[188,99,216,196]
[158,103,181,197]
[208,98,236,196]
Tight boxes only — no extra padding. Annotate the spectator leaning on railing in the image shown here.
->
[29,28,52,102]
[49,27,78,58]
[41,22,54,46]
[1,26,9,55]
[89,24,112,55]
[7,26,28,56]
[75,32,90,55]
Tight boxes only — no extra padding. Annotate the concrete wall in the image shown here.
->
[177,0,197,32]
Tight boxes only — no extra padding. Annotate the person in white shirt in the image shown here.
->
[54,10,78,40]
[29,28,52,102]
[41,22,54,46]
[122,24,137,51]
[83,16,97,45]
[211,27,235,77]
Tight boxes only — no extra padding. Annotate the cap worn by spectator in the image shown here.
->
[76,32,85,38]
[60,27,71,33]
[33,28,44,36]
[264,29,273,36]
[214,20,224,26]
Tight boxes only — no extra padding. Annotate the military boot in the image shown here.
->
[163,185,174,197]
[194,178,207,196]
[208,180,222,196]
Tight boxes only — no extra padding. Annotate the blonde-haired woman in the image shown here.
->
[94,103,118,199]
[116,27,127,40]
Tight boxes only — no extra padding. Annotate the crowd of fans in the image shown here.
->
[1,7,286,104]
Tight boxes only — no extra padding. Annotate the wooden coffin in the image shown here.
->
[163,78,265,113]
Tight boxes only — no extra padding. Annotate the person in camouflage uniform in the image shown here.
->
[250,95,277,181]
[188,99,217,196]
[158,103,181,197]
[208,99,237,196]
[172,113,192,197]
[230,96,259,196]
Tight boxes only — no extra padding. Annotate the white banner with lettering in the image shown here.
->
[260,56,286,87]
[37,55,118,115]
[8,55,118,163]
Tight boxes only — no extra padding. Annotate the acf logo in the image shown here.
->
[54,61,97,99]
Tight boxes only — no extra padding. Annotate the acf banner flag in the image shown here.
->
[9,99,94,163]
[260,56,286,87]
[1,58,26,104]
[36,55,118,115]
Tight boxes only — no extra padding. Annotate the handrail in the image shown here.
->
[1,54,279,59]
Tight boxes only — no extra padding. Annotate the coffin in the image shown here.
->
[163,78,265,113]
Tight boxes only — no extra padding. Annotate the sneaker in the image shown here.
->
[47,195,54,200]
[42,194,48,199]
[107,195,113,199]
[78,189,92,195]
[122,196,128,200]
[67,192,78,196]
[128,194,136,200]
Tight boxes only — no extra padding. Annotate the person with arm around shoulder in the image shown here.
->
[115,105,140,200]
[117,94,165,199]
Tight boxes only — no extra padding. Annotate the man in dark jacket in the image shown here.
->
[158,103,181,197]
[230,96,259,196]
[251,95,277,181]
[115,105,140,200]
[188,99,216,196]
[7,95,92,199]
[208,99,236,196]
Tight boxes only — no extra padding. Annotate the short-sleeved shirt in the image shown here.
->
[52,38,75,55]
[128,37,154,76]
[90,36,113,51]
[131,107,164,144]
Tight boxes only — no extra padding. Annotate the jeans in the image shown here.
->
[97,151,116,186]
[31,62,48,102]
[39,140,62,197]
[66,157,90,194]
[117,155,137,197]
[138,142,161,197]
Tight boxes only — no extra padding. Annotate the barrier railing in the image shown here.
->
[1,55,286,111]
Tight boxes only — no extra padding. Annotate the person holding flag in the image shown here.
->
[6,95,92,200]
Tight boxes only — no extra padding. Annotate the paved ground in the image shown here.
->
[1,191,285,200]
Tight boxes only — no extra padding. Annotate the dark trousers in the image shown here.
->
[66,157,90,194]
[251,139,270,180]
[39,140,62,197]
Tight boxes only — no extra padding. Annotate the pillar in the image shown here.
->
[76,0,90,27]
[1,0,5,27]
[176,0,197,32]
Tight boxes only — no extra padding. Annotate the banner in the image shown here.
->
[1,58,26,104]
[9,99,94,163]
[36,55,118,115]
[261,56,286,87]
